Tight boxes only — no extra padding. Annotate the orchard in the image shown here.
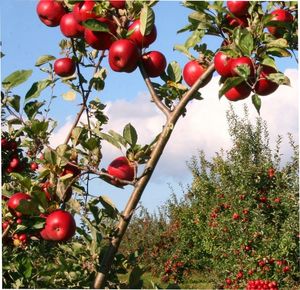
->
[1,0,298,289]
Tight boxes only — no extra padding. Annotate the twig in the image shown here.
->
[64,42,106,145]
[138,61,171,119]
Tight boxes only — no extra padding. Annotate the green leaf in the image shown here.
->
[7,95,21,112]
[123,123,138,147]
[10,173,32,190]
[266,38,288,49]
[2,69,32,91]
[16,199,40,216]
[24,101,44,120]
[19,257,32,279]
[267,73,291,86]
[173,44,192,59]
[35,55,56,66]
[252,94,261,114]
[98,132,121,149]
[266,47,291,57]
[71,127,83,146]
[185,29,203,49]
[140,5,155,36]
[219,77,244,98]
[44,148,57,165]
[25,79,52,101]
[82,19,109,32]
[260,57,277,70]
[231,64,251,80]
[98,195,118,218]
[239,30,254,56]
[167,61,182,83]
[108,130,127,147]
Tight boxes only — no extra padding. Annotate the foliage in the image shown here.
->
[121,107,299,289]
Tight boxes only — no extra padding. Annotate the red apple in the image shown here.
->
[36,0,66,27]
[108,39,140,73]
[107,156,135,185]
[42,210,76,241]
[227,1,250,17]
[232,213,240,220]
[225,82,251,101]
[9,157,20,169]
[183,60,212,87]
[54,58,76,77]
[61,162,81,177]
[230,56,255,78]
[141,51,167,78]
[1,138,10,150]
[214,51,233,77]
[73,1,97,23]
[84,18,117,50]
[267,9,293,38]
[60,13,85,38]
[254,66,279,96]
[128,20,157,48]
[109,0,126,9]
[7,192,31,217]
[30,162,39,171]
[225,14,248,28]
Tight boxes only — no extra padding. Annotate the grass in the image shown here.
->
[118,270,215,289]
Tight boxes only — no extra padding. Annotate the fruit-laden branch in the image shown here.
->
[138,61,171,118]
[64,46,106,145]
[93,62,215,288]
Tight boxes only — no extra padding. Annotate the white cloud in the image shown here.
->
[50,69,298,182]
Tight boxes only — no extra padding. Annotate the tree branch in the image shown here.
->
[64,43,106,145]
[93,62,215,288]
[138,61,171,119]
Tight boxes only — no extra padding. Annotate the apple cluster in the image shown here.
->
[3,191,76,246]
[213,1,294,102]
[246,279,278,290]
[36,0,167,78]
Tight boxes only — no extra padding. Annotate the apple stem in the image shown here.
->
[93,62,215,288]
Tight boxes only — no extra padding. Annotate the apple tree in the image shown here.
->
[1,0,298,288]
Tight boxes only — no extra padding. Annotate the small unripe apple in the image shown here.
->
[84,18,117,50]
[267,9,293,38]
[108,39,140,73]
[254,65,279,96]
[128,20,157,48]
[227,1,250,17]
[60,13,85,38]
[73,1,97,23]
[141,51,167,78]
[107,156,135,185]
[36,0,66,27]
[109,0,126,9]
[41,210,76,241]
[54,58,76,77]
[183,60,212,87]
[7,192,31,217]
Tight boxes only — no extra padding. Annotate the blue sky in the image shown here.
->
[1,1,298,212]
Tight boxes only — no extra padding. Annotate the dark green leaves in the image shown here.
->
[140,5,155,36]
[2,70,32,91]
[82,19,109,32]
[25,79,52,101]
[24,101,45,120]
[123,123,138,147]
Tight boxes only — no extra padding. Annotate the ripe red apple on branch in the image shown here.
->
[36,0,66,27]
[183,60,213,87]
[141,51,167,78]
[128,20,157,48]
[7,192,31,217]
[54,58,76,77]
[60,12,85,38]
